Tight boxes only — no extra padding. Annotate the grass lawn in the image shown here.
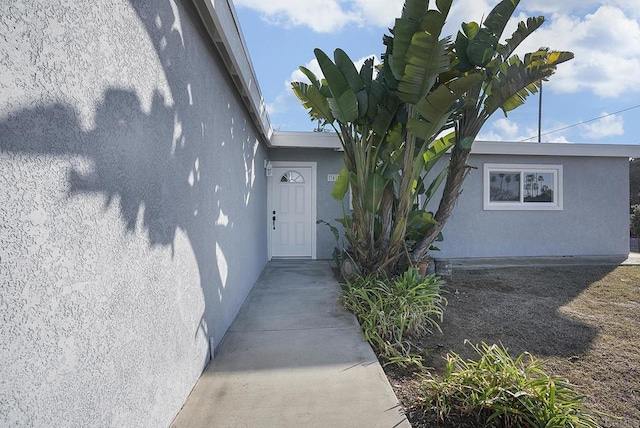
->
[384,265,640,427]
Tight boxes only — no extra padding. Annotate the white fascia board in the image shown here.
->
[193,0,273,142]
[271,132,640,157]
[472,140,640,158]
[271,131,342,149]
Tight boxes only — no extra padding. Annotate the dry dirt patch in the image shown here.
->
[385,266,640,427]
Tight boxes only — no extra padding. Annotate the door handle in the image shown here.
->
[272,211,276,229]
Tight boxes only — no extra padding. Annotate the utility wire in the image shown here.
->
[520,103,640,142]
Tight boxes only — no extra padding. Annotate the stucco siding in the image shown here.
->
[0,1,267,427]
[432,154,629,258]
[268,148,345,260]
[271,148,630,260]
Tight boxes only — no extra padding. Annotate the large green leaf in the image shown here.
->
[364,173,387,213]
[467,28,498,66]
[435,0,453,20]
[389,18,424,80]
[407,118,441,143]
[298,66,322,90]
[424,131,455,171]
[424,166,449,202]
[467,0,520,67]
[398,34,450,103]
[318,79,332,98]
[291,81,334,122]
[406,210,439,241]
[402,0,429,21]
[454,31,473,72]
[334,49,366,93]
[409,73,482,141]
[359,57,374,86]
[483,0,519,40]
[369,83,401,137]
[421,0,451,37]
[461,21,479,39]
[314,48,359,123]
[483,49,573,116]
[546,50,575,66]
[499,16,545,61]
[332,168,350,200]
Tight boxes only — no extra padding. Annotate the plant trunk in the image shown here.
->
[378,186,394,255]
[411,144,472,261]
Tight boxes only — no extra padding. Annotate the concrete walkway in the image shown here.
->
[171,260,409,428]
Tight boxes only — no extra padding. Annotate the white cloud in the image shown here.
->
[476,117,572,143]
[522,0,640,18]
[448,4,640,99]
[514,6,640,98]
[477,118,533,142]
[546,135,571,144]
[352,0,403,28]
[445,0,494,36]
[493,118,519,138]
[234,0,486,34]
[581,112,624,139]
[233,0,359,33]
[233,0,403,33]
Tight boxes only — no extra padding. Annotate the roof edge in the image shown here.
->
[472,140,640,157]
[192,0,273,143]
[271,131,640,157]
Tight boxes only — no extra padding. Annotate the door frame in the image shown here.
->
[267,161,317,260]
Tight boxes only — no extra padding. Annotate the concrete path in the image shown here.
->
[171,260,409,428]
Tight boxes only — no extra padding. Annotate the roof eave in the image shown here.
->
[270,132,640,157]
[192,0,273,144]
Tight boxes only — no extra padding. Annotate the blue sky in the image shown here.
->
[234,0,640,144]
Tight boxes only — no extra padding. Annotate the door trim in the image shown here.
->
[267,161,317,260]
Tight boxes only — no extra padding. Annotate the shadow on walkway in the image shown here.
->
[171,260,410,428]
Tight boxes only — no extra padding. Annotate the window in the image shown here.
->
[280,171,304,183]
[484,164,563,210]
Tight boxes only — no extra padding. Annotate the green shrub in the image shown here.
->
[423,341,600,427]
[341,267,447,366]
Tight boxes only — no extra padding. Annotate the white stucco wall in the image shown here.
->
[0,0,267,426]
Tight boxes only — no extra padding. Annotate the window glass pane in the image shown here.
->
[484,164,562,211]
[523,172,554,203]
[489,172,520,202]
[280,171,304,183]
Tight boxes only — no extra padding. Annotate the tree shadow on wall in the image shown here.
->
[1,0,265,359]
[2,90,182,249]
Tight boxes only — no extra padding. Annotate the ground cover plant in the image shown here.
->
[384,266,640,427]
[424,342,599,427]
[341,267,446,366]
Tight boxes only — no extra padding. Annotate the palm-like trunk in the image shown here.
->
[410,83,485,262]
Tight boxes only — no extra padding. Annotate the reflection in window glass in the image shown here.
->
[523,172,554,203]
[484,164,562,211]
[489,172,520,202]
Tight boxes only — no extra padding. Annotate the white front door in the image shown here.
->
[270,164,315,258]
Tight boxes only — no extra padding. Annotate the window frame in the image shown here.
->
[483,163,563,211]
